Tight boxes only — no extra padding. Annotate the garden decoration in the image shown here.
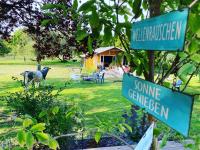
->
[122,74,193,137]
[172,77,182,91]
[124,1,196,139]
[131,8,189,51]
[20,67,51,89]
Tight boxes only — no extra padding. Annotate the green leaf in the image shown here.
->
[103,26,112,43]
[189,40,199,53]
[39,110,47,118]
[72,0,78,9]
[163,82,171,88]
[123,123,132,133]
[184,143,193,149]
[178,52,188,58]
[23,118,33,128]
[126,27,131,41]
[118,7,132,16]
[197,29,200,38]
[136,65,143,76]
[42,4,66,10]
[15,117,23,122]
[153,128,161,137]
[132,57,140,66]
[160,134,169,148]
[35,132,49,142]
[118,124,126,133]
[89,10,99,28]
[124,15,129,22]
[30,123,46,132]
[178,74,187,82]
[94,132,101,143]
[65,111,73,119]
[189,13,200,33]
[41,19,51,27]
[52,106,59,115]
[42,4,57,10]
[178,63,196,76]
[116,52,124,65]
[12,147,26,150]
[17,130,26,146]
[132,0,142,19]
[190,54,200,63]
[78,0,95,12]
[142,0,148,10]
[25,131,35,149]
[76,30,88,41]
[49,138,59,150]
[87,36,93,54]
[124,53,132,63]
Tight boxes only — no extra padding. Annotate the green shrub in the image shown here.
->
[5,86,84,136]
[0,115,59,150]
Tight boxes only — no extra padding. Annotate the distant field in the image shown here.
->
[0,55,80,66]
[0,57,199,142]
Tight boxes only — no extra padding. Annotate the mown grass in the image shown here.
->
[0,57,199,142]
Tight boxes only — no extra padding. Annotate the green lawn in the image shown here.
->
[0,60,131,140]
[0,58,199,142]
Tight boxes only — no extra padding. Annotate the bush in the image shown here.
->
[5,86,84,136]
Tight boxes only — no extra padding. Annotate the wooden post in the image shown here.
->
[148,0,161,149]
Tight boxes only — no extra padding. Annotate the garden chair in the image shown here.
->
[96,72,105,84]
[82,73,97,82]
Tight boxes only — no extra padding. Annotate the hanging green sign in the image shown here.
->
[131,8,189,51]
[122,74,194,136]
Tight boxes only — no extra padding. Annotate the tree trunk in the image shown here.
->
[147,1,162,150]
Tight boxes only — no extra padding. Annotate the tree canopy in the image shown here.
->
[0,0,90,61]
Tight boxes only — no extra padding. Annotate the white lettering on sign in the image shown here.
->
[128,80,169,120]
[132,20,182,42]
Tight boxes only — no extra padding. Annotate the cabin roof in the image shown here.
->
[80,46,122,58]
[94,46,122,54]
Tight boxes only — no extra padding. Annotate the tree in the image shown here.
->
[0,0,90,62]
[8,29,35,58]
[0,40,11,56]
[0,0,41,39]
[77,0,200,90]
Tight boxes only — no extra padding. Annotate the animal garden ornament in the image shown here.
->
[21,67,51,90]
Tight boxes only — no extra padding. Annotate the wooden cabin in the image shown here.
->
[82,47,123,71]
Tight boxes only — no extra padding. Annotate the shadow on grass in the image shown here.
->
[60,86,131,129]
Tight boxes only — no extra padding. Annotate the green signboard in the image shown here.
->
[131,8,189,51]
[122,74,194,136]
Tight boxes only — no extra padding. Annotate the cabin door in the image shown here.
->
[104,56,113,67]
